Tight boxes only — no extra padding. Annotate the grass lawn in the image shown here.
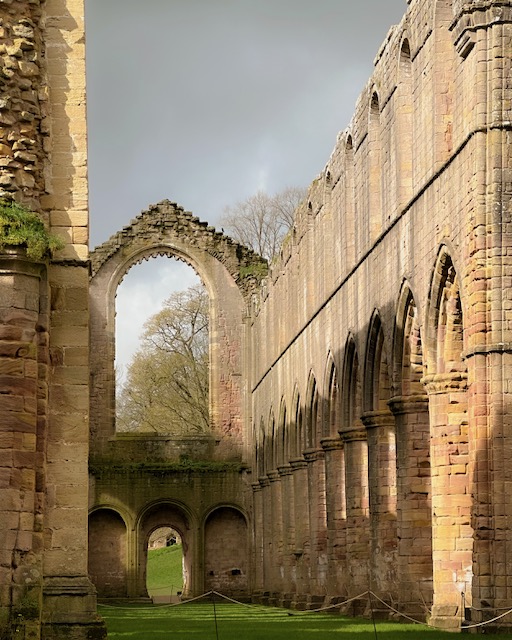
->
[99,599,512,639]
[147,544,183,596]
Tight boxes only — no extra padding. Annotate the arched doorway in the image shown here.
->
[88,509,128,598]
[137,502,194,598]
[204,506,249,596]
[146,527,184,599]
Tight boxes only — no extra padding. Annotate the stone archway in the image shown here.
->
[137,501,196,598]
[89,200,265,462]
[88,508,128,598]
[204,506,249,596]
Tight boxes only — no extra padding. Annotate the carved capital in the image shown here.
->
[388,395,429,416]
[320,436,343,452]
[289,457,308,471]
[361,410,395,430]
[277,464,293,478]
[258,476,270,488]
[422,372,468,395]
[267,470,280,483]
[339,428,367,443]
[303,448,325,463]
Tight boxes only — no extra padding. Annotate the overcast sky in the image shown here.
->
[84,0,406,376]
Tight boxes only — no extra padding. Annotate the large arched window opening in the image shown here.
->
[115,255,210,436]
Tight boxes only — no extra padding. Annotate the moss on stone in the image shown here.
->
[89,460,247,479]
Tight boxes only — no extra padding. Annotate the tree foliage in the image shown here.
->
[220,186,306,261]
[116,284,209,435]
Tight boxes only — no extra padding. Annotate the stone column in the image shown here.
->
[277,464,295,605]
[0,249,45,638]
[340,428,370,603]
[388,395,433,617]
[423,373,471,630]
[258,475,272,602]
[251,482,264,595]
[304,448,327,600]
[361,410,398,604]
[320,437,347,597]
[267,470,283,601]
[290,458,308,608]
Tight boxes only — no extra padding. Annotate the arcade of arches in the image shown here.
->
[3,1,512,638]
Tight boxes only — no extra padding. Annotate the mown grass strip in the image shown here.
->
[147,544,183,596]
[99,600,512,639]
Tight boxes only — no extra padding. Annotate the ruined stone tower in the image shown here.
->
[0,1,104,638]
[3,0,512,637]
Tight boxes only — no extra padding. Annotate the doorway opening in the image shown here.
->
[146,526,184,600]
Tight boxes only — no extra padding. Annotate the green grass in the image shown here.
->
[147,544,183,596]
[99,599,512,639]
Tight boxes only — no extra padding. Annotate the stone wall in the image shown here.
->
[4,0,512,635]
[248,0,512,629]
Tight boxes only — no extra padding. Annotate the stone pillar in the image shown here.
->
[258,476,272,601]
[277,464,295,604]
[43,263,105,640]
[340,428,369,602]
[465,347,512,625]
[251,482,264,595]
[290,458,309,608]
[320,437,347,597]
[362,410,398,604]
[304,448,327,599]
[267,470,283,600]
[423,373,471,630]
[0,249,45,639]
[389,395,433,617]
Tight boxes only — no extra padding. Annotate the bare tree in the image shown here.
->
[220,186,306,261]
[116,284,209,435]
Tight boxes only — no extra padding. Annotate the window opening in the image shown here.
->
[115,255,210,435]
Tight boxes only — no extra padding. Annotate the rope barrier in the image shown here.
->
[286,591,369,615]
[461,608,512,630]
[98,589,216,610]
[97,586,512,632]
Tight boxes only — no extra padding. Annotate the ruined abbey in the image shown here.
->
[2,0,512,637]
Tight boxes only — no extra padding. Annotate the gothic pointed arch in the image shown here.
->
[89,201,266,461]
[322,352,339,439]
[393,282,425,397]
[277,397,287,468]
[426,247,466,376]
[266,408,276,474]
[369,88,383,240]
[291,385,303,459]
[341,335,363,435]
[363,310,392,413]
[396,36,413,210]
[305,371,319,449]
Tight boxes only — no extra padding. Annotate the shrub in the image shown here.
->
[0,199,64,259]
